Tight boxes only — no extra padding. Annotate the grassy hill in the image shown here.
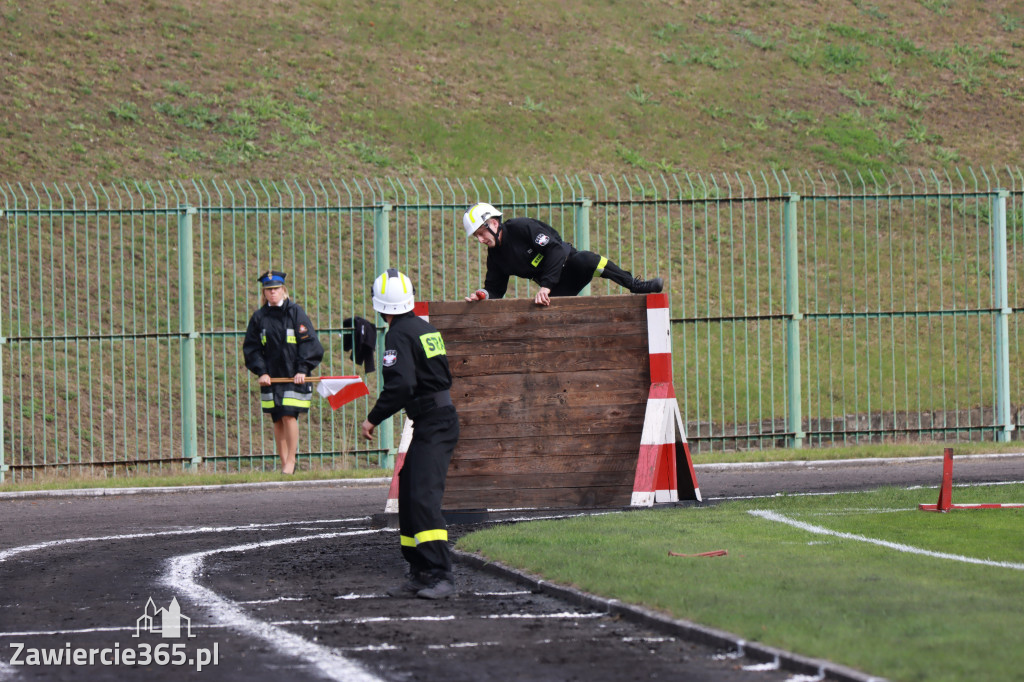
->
[1,0,1022,182]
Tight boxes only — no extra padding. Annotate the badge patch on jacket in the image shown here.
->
[535,234,549,246]
[383,349,398,367]
[299,324,308,333]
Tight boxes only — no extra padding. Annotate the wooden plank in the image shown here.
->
[439,320,646,345]
[417,294,655,512]
[429,294,645,319]
[457,404,645,439]
[447,432,641,459]
[450,346,649,377]
[449,453,637,475]
[451,369,648,410]
[428,297,647,337]
[443,485,632,510]
[445,331,647,357]
[452,385,649,415]
[447,470,633,490]
[457,401,645,430]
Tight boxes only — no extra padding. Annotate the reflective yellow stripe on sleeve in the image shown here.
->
[400,534,416,548]
[531,253,544,267]
[594,256,608,277]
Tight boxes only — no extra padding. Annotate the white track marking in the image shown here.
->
[742,654,779,671]
[0,517,371,563]
[236,596,308,604]
[162,529,385,682]
[750,510,1024,570]
[484,612,603,620]
[282,612,603,627]
[785,672,826,682]
[0,626,135,638]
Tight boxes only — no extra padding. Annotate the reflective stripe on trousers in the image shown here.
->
[281,389,312,408]
[400,528,449,547]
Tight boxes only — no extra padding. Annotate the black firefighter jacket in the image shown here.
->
[242,299,324,405]
[482,217,572,299]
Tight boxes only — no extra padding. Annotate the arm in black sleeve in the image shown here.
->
[366,330,417,425]
[293,306,324,374]
[242,314,267,376]
[482,250,510,299]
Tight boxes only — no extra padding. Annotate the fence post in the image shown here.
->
[784,193,805,449]
[992,189,1015,442]
[178,206,201,472]
[575,198,592,296]
[374,203,395,468]
[0,209,5,482]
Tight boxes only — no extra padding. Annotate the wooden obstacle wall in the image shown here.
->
[426,295,651,510]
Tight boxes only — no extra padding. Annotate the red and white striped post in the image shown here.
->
[631,293,701,506]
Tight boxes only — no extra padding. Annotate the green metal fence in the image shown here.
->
[2,169,1023,481]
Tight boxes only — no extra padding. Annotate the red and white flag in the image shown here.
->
[315,376,370,410]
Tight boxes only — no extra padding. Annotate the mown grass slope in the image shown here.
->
[2,0,1022,182]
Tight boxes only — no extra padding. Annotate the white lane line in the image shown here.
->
[0,517,371,563]
[426,641,502,650]
[750,509,1024,570]
[0,626,136,638]
[742,654,780,671]
[237,597,308,605]
[276,612,603,627]
[484,612,603,620]
[162,529,386,682]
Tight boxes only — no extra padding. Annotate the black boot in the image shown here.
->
[628,276,663,294]
[387,571,430,598]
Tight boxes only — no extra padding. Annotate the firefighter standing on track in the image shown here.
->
[360,269,459,600]
[242,270,324,475]
[461,201,664,306]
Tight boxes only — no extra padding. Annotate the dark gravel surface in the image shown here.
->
[1,453,1020,681]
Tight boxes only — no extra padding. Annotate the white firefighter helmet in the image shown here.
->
[372,268,415,315]
[462,202,502,236]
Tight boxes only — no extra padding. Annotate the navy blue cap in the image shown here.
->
[257,270,287,288]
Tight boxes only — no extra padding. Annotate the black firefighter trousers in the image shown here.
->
[550,248,636,296]
[398,405,459,581]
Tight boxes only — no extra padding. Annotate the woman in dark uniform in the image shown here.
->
[242,270,324,474]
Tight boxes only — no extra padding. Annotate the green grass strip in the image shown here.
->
[457,485,1024,681]
[0,467,390,493]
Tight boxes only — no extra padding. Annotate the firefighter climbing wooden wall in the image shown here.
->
[413,294,680,511]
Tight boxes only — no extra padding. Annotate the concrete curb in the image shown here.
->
[5,451,1022,499]
[694,451,1024,471]
[0,477,391,500]
[454,548,886,682]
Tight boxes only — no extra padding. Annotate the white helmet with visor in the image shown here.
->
[462,202,502,236]
[372,268,415,315]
